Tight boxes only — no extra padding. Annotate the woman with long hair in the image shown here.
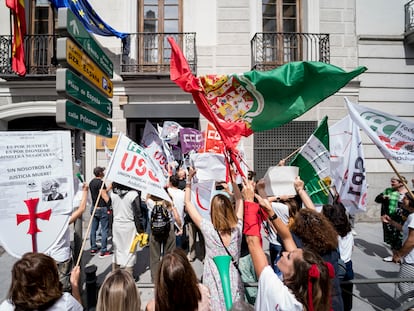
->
[0,252,82,310]
[184,167,244,309]
[322,203,354,311]
[290,208,344,311]
[243,179,333,311]
[96,269,141,311]
[146,248,211,311]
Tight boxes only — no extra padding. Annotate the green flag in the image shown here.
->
[289,116,330,205]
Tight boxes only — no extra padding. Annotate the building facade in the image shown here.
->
[0,0,413,218]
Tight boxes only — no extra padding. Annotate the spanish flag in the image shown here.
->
[6,0,26,76]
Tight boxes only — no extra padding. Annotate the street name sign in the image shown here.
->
[56,68,112,118]
[56,100,112,138]
[57,8,113,78]
[56,37,113,98]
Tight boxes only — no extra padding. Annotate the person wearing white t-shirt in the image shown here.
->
[243,178,333,311]
[382,192,414,296]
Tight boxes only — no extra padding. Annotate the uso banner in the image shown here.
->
[106,133,170,201]
[0,131,74,257]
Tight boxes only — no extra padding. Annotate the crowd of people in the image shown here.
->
[1,163,414,311]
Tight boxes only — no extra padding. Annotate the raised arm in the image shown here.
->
[294,176,315,210]
[256,179,297,252]
[184,167,203,228]
[69,183,88,224]
[242,178,269,278]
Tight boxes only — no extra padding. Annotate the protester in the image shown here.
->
[110,182,147,276]
[167,174,185,248]
[382,192,414,296]
[376,176,408,262]
[146,248,211,311]
[176,167,188,190]
[89,166,112,258]
[0,252,82,310]
[289,208,344,311]
[322,203,354,311]
[96,269,141,311]
[147,194,180,282]
[46,182,89,292]
[184,167,245,309]
[243,178,333,311]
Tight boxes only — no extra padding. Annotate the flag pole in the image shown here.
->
[386,159,414,198]
[75,133,123,267]
[75,181,106,267]
[282,147,301,163]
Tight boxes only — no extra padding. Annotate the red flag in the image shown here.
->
[168,37,245,175]
[6,0,26,76]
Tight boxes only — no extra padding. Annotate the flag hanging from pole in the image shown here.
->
[48,0,127,38]
[289,116,331,205]
[330,115,368,213]
[345,98,414,164]
[168,37,366,142]
[6,0,26,76]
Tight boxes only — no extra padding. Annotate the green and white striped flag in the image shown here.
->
[289,116,331,205]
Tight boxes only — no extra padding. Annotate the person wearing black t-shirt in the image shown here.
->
[89,167,112,258]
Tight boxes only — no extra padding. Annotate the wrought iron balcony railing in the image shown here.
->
[0,34,59,79]
[251,32,330,71]
[120,32,196,78]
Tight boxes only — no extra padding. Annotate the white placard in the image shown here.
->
[264,166,299,196]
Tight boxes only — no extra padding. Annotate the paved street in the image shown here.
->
[0,221,405,310]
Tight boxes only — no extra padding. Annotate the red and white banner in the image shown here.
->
[346,98,414,164]
[0,131,74,257]
[203,123,224,154]
[330,115,368,213]
[106,133,170,201]
[191,180,215,221]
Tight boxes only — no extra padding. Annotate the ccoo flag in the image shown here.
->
[6,0,26,76]
[345,98,414,164]
[289,116,331,205]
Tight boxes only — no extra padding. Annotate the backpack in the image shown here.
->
[151,201,171,238]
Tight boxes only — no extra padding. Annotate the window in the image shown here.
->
[138,0,182,70]
[262,0,301,65]
[254,121,316,179]
[28,0,56,73]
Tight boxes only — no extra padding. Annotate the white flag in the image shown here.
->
[106,133,170,201]
[141,120,169,175]
[191,180,215,221]
[346,98,414,164]
[0,131,74,258]
[330,115,368,213]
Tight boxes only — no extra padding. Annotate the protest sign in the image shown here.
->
[105,133,170,201]
[0,131,73,257]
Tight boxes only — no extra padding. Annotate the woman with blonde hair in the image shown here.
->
[96,269,141,311]
[146,248,211,311]
[184,167,244,309]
